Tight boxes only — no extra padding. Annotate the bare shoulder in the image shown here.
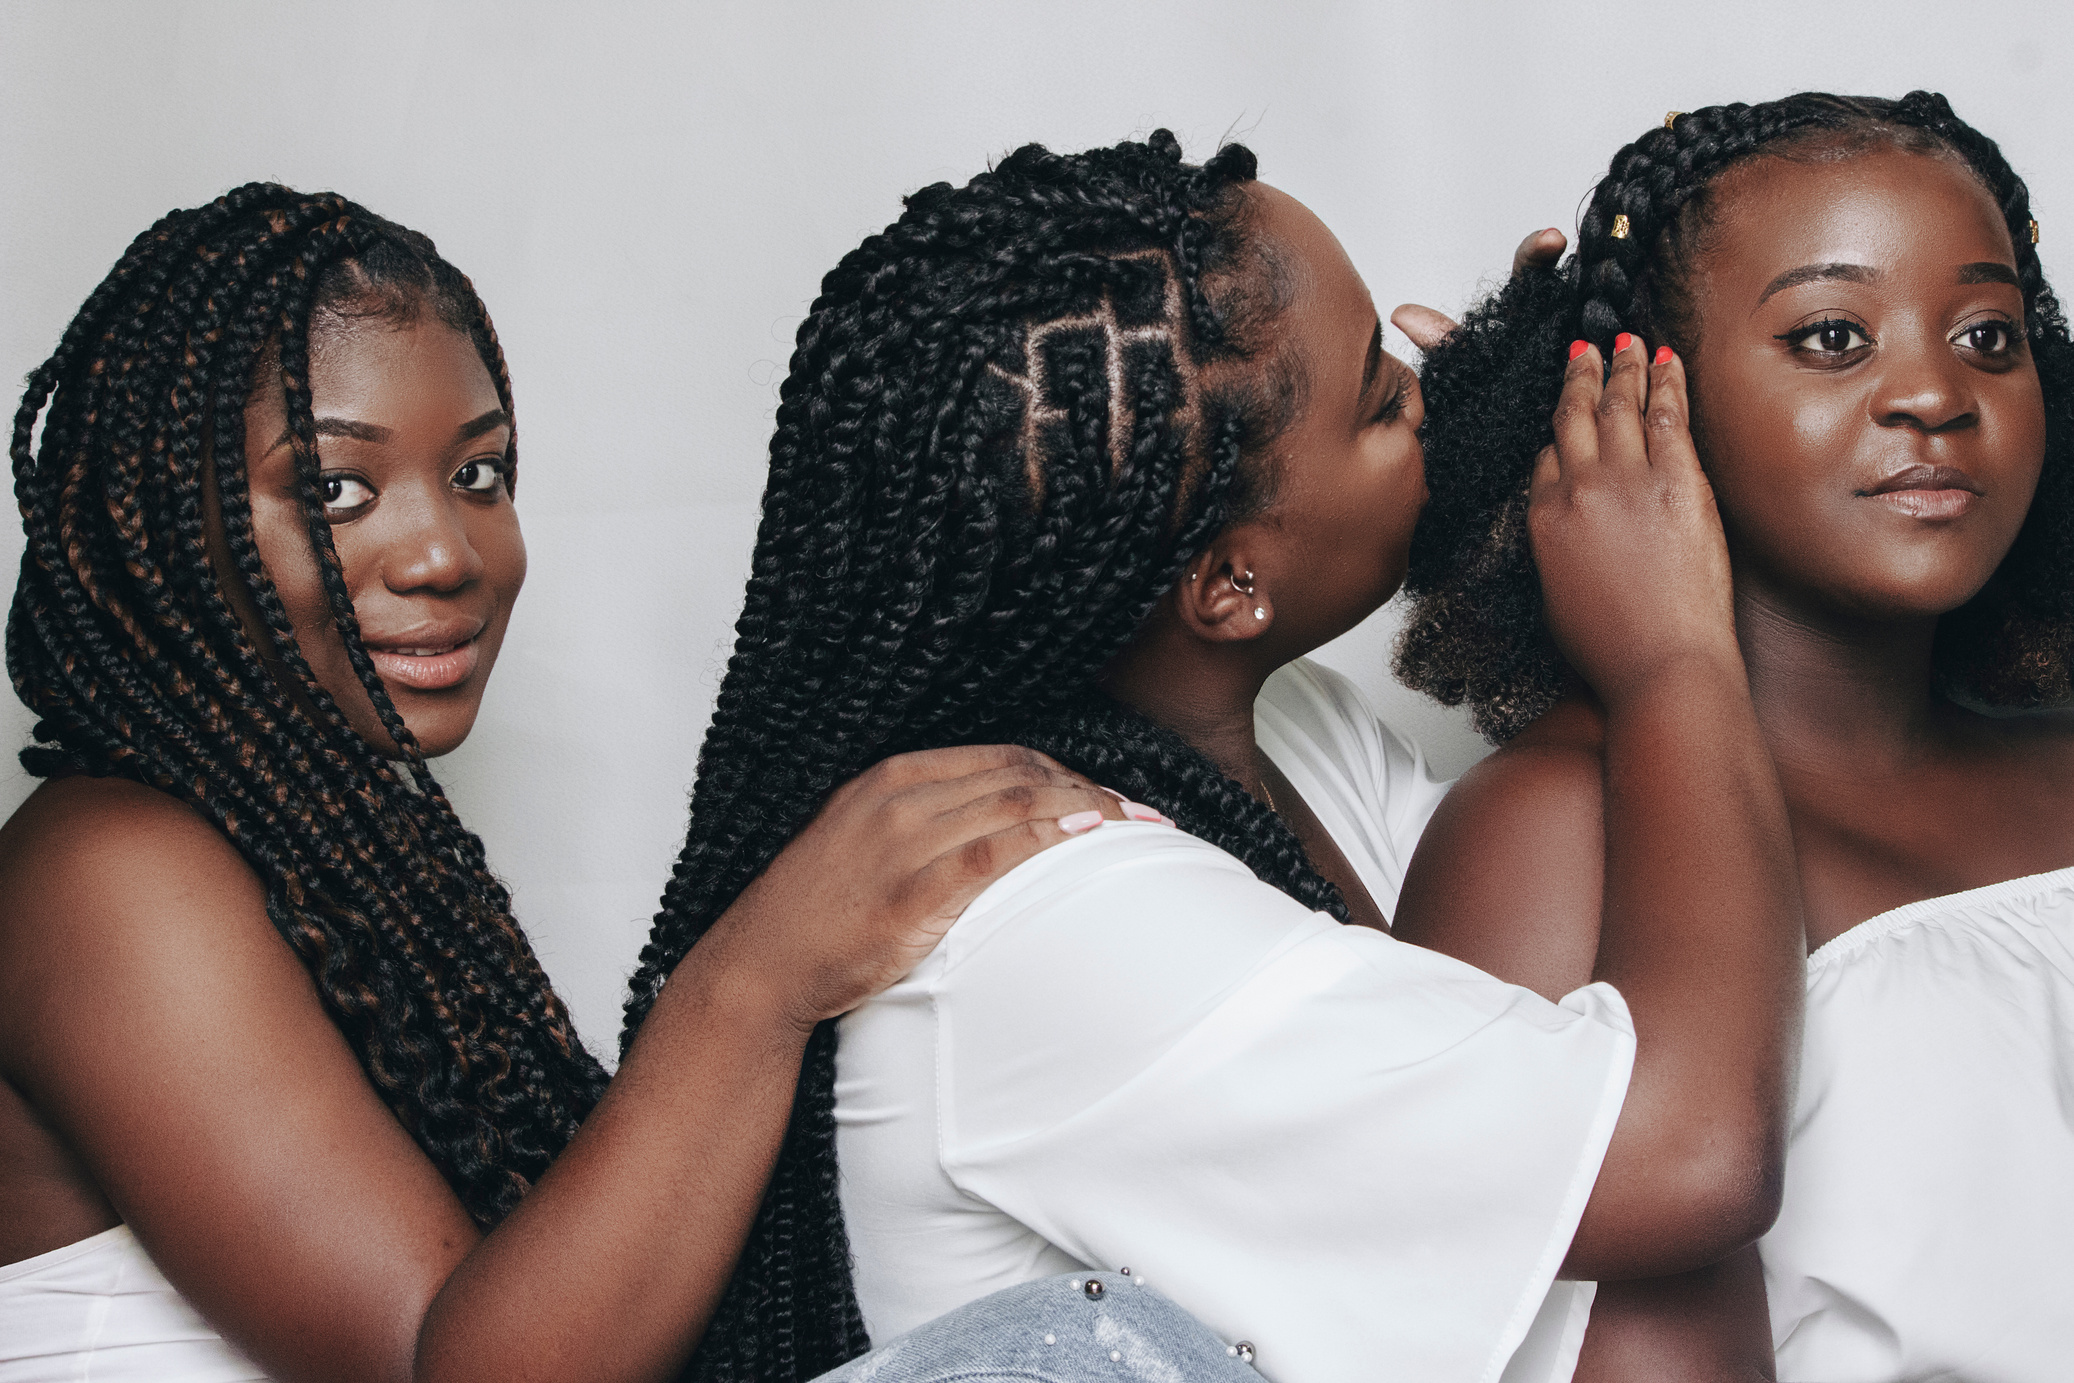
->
[1392,699,1607,1000]
[0,777,280,1065]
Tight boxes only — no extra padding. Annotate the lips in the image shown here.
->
[1858,464,1983,521]
[363,622,485,692]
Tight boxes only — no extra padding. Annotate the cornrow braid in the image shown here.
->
[1399,91,2074,740]
[9,184,605,1225]
[621,131,1339,1382]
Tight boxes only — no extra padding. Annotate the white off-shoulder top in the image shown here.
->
[0,1224,268,1381]
[836,659,1634,1383]
[1764,866,2074,1382]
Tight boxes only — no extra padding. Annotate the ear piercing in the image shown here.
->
[1230,569,1256,596]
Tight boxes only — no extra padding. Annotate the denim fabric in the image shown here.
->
[816,1272,1262,1383]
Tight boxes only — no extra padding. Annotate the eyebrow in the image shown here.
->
[266,408,510,455]
[1360,318,1383,397]
[1757,262,1877,304]
[1957,261,2020,287]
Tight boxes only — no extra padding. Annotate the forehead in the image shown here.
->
[1243,183,1375,365]
[1699,146,2014,287]
[304,314,499,414]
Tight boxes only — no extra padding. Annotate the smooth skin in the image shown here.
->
[0,307,1129,1383]
[1397,149,2072,1376]
[1102,186,1799,1280]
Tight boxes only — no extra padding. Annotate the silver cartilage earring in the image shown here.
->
[1230,569,1256,597]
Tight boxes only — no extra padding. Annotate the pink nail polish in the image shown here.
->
[1158,815,1178,828]
[1121,801,1163,822]
[1059,810,1105,834]
[1097,786,1128,802]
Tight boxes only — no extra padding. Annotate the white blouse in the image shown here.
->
[1763,866,2074,1382]
[836,659,1635,1383]
[0,1225,268,1382]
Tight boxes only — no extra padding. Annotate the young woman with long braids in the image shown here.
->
[1399,92,2074,1378]
[0,185,1160,1383]
[624,132,1803,1381]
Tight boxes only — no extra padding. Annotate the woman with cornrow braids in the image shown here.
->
[1400,92,2074,1378]
[627,129,1801,1382]
[0,184,1165,1383]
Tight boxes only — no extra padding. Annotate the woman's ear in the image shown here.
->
[1173,540,1274,643]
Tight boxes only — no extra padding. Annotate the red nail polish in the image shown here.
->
[1568,340,1589,360]
[1654,345,1672,365]
[1615,332,1635,353]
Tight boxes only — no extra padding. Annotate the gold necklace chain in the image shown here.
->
[1258,775,1279,815]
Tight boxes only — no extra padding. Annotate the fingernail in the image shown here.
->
[1097,786,1128,801]
[1158,815,1178,828]
[1059,810,1105,834]
[1614,332,1635,353]
[1121,801,1163,822]
[1653,345,1672,365]
[1568,340,1589,361]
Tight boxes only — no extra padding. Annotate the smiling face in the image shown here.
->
[236,302,525,757]
[1211,183,1428,652]
[1681,145,2046,625]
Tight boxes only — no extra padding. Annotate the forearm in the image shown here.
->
[1572,657,1801,1278]
[415,928,811,1383]
[1576,1246,1776,1381]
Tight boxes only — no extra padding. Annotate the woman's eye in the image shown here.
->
[320,474,375,513]
[1786,321,1871,355]
[1958,320,2017,354]
[453,459,506,494]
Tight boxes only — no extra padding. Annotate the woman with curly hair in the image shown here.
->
[626,130,1805,1382]
[1398,92,2074,1378]
[0,185,1148,1383]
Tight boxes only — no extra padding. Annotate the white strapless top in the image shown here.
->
[0,1225,268,1381]
[1762,866,2074,1382]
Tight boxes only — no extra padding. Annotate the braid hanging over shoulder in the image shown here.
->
[9,184,606,1225]
[621,132,1340,1382]
[1398,91,2074,740]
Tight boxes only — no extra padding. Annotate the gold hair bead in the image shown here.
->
[2031,219,2041,244]
[1664,111,1685,129]
[1611,214,1631,240]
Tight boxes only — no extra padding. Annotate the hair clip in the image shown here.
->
[2031,219,2041,245]
[1610,214,1631,240]
[1664,111,1684,129]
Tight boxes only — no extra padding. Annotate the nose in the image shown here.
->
[1872,335,1976,435]
[382,484,485,594]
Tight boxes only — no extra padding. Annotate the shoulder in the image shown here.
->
[0,777,281,1065]
[1391,698,1607,999]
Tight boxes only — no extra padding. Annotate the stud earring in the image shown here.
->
[1253,607,1266,620]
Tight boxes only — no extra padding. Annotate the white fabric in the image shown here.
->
[837,659,1635,1383]
[0,1225,269,1382]
[1763,866,2074,1383]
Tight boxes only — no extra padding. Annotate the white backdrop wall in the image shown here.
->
[4,0,2066,1056]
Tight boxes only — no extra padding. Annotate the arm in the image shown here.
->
[1402,338,1802,1282]
[0,746,1124,1383]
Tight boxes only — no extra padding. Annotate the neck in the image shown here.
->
[1101,605,1280,790]
[1734,576,1946,773]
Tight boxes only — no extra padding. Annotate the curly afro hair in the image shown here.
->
[1397,91,2074,742]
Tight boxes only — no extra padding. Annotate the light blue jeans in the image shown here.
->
[815,1272,1259,1382]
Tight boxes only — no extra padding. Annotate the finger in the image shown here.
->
[910,814,1114,923]
[864,742,1055,792]
[1643,346,1703,479]
[1550,340,1606,480]
[1530,443,1562,503]
[1390,302,1460,353]
[921,771,1129,841]
[1511,227,1569,277]
[1595,331,1651,473]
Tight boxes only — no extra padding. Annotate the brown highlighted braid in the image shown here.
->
[9,183,606,1225]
